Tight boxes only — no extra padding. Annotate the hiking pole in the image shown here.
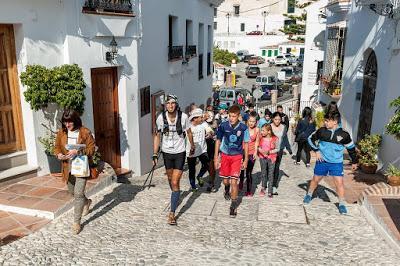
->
[142,151,160,190]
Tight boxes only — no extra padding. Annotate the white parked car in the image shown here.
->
[283,53,297,65]
[274,55,289,66]
[255,75,277,86]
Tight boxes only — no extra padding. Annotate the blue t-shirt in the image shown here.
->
[217,121,250,155]
[258,118,271,128]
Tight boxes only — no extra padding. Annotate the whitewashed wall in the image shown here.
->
[340,3,400,168]
[301,0,327,103]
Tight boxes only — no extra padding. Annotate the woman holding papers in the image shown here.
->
[54,109,96,235]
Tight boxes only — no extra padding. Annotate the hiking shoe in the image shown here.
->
[260,188,266,197]
[197,177,204,187]
[229,207,237,218]
[338,204,348,215]
[303,194,312,204]
[224,192,231,201]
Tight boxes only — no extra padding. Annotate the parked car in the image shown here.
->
[277,67,295,82]
[294,55,304,67]
[236,50,249,62]
[275,55,289,66]
[283,53,297,65]
[247,31,263,35]
[245,66,261,78]
[219,87,250,106]
[259,86,283,101]
[290,71,303,83]
[255,75,276,86]
[242,54,255,62]
[267,58,275,66]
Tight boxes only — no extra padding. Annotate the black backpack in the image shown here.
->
[162,110,184,137]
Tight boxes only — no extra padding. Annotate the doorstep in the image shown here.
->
[0,168,131,246]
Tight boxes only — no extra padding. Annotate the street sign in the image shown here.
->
[253,88,263,99]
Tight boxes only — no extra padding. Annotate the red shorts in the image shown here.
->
[219,153,243,179]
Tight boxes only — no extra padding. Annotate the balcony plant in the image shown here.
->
[385,164,400,186]
[357,134,382,174]
[385,96,400,141]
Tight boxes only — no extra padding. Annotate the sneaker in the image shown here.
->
[238,182,244,191]
[229,207,237,218]
[294,161,300,165]
[224,192,231,201]
[306,163,311,168]
[190,187,198,192]
[338,204,348,215]
[211,187,218,193]
[245,191,253,197]
[260,188,266,197]
[272,187,278,195]
[268,193,273,198]
[303,194,312,204]
[197,177,204,187]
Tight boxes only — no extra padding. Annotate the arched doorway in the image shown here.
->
[357,51,377,142]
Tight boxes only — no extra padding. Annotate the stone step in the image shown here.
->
[0,151,28,171]
[0,164,38,188]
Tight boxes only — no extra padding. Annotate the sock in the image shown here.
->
[225,184,230,194]
[307,188,314,197]
[231,199,238,209]
[170,191,180,213]
[338,197,346,206]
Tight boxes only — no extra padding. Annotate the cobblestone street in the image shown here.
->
[1,154,399,265]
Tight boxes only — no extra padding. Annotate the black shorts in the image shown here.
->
[163,152,186,170]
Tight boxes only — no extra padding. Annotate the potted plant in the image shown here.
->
[38,126,61,174]
[385,96,400,141]
[89,148,101,179]
[358,134,382,174]
[385,164,400,186]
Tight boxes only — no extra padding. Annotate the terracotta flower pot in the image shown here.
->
[387,175,400,186]
[360,163,378,174]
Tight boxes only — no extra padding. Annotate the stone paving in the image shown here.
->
[0,154,399,265]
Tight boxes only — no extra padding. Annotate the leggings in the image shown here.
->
[67,175,88,224]
[296,140,311,164]
[239,155,255,192]
[273,150,284,189]
[187,153,210,188]
[260,158,275,194]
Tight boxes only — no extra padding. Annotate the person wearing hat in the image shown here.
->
[153,94,195,225]
[186,108,210,191]
[215,103,228,125]
[204,110,218,192]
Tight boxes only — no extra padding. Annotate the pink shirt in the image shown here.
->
[248,128,259,155]
[258,136,278,162]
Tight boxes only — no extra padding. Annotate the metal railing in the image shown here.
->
[168,46,183,61]
[258,99,314,119]
[185,45,197,57]
[82,0,133,14]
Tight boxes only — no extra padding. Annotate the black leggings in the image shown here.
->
[296,140,311,164]
[239,155,255,192]
[187,153,209,188]
[273,150,284,189]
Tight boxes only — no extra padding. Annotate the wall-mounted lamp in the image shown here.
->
[106,36,118,62]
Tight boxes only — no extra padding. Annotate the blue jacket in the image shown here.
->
[308,127,357,164]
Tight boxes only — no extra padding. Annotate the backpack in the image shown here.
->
[162,110,184,137]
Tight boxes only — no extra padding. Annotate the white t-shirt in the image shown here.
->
[156,112,190,154]
[187,122,208,157]
[67,130,79,145]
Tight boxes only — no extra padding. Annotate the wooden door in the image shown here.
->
[357,51,377,143]
[0,25,24,155]
[91,67,121,169]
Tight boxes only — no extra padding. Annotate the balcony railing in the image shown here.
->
[185,45,197,57]
[199,54,204,80]
[82,0,133,16]
[168,46,183,61]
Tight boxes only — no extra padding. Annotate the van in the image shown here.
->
[219,88,249,107]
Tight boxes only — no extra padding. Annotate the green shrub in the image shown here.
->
[213,47,239,66]
[20,64,86,113]
[315,111,325,128]
[385,96,400,141]
[385,164,400,177]
[358,134,382,166]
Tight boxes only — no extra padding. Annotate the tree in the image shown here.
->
[213,47,239,66]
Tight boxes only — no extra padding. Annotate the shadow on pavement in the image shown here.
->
[298,181,337,202]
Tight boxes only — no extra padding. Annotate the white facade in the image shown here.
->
[338,1,400,168]
[0,0,222,177]
[278,42,305,56]
[301,0,327,103]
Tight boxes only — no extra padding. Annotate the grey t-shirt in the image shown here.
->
[272,124,285,151]
[156,112,190,154]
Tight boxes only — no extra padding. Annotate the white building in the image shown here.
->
[338,0,400,168]
[213,0,301,55]
[0,0,223,182]
[301,0,327,103]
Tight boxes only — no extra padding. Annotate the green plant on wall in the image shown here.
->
[358,134,382,166]
[213,47,239,66]
[20,64,86,113]
[385,96,400,141]
[315,111,325,128]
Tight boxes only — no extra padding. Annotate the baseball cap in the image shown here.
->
[218,103,228,110]
[166,94,178,103]
[189,108,203,121]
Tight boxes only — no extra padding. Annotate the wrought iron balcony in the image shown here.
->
[82,0,134,16]
[185,45,197,57]
[168,46,183,61]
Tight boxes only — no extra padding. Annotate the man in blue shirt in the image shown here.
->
[214,105,249,218]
